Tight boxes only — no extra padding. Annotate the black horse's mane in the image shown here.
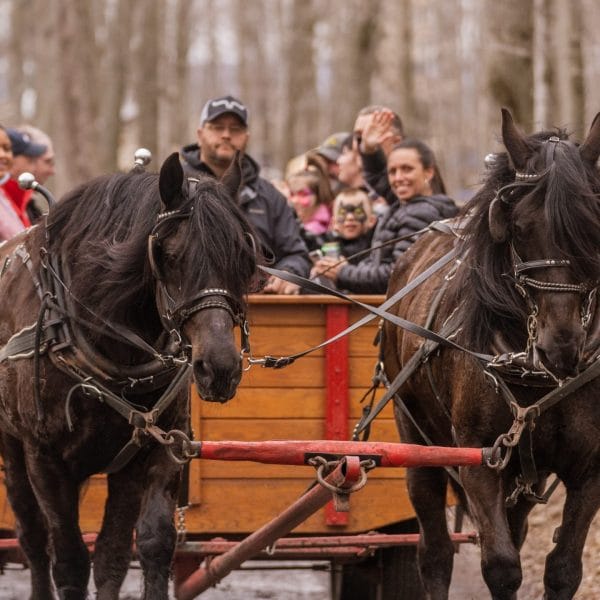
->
[46,170,259,332]
[449,128,600,352]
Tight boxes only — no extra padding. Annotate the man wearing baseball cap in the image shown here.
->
[181,95,310,294]
[1,128,48,227]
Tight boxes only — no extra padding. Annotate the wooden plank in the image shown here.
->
[246,304,325,326]
[193,388,394,420]
[242,325,326,356]
[184,478,414,534]
[230,357,378,389]
[192,419,399,444]
[247,295,385,307]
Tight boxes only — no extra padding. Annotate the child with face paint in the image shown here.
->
[308,188,378,291]
[287,164,334,251]
[329,188,377,264]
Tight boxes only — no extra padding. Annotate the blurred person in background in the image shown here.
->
[180,94,310,294]
[286,163,334,251]
[337,133,388,218]
[17,124,56,185]
[312,131,350,195]
[326,187,377,263]
[312,138,458,294]
[0,125,25,242]
[1,127,47,230]
[307,187,377,293]
[359,109,446,199]
[16,124,56,222]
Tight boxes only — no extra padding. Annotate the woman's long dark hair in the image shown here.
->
[390,138,447,195]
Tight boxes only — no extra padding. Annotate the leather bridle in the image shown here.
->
[147,180,249,350]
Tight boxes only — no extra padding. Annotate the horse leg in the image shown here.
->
[460,466,521,600]
[407,465,454,600]
[24,451,90,600]
[93,469,144,600]
[543,477,600,599]
[1,434,54,600]
[506,494,536,550]
[135,450,182,600]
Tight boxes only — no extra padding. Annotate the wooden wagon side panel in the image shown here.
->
[0,295,415,537]
[184,294,415,535]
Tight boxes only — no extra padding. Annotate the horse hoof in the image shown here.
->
[57,586,88,600]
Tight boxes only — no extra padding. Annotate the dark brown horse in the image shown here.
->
[0,153,259,599]
[382,110,600,599]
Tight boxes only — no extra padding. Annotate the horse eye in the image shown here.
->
[164,252,180,266]
[512,221,531,242]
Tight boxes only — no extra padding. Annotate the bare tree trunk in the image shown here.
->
[136,0,163,157]
[6,0,28,121]
[483,0,534,131]
[234,0,272,167]
[100,0,135,172]
[281,0,318,163]
[532,0,550,128]
[168,0,192,154]
[579,0,600,130]
[55,0,100,184]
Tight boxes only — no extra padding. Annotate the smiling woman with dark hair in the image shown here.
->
[312,137,458,294]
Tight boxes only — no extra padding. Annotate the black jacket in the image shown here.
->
[336,194,459,294]
[180,144,311,277]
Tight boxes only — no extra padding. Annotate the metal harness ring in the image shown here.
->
[310,457,371,495]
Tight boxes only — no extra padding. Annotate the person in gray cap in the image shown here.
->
[312,131,350,195]
[1,128,47,228]
[180,94,310,294]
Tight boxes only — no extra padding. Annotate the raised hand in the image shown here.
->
[360,110,396,154]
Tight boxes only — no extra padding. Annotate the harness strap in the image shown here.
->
[256,245,485,369]
[260,261,494,364]
[46,255,168,360]
[0,321,60,362]
[353,275,455,439]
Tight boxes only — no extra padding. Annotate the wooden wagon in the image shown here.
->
[0,294,452,599]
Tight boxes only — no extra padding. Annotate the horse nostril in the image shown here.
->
[535,343,580,378]
[193,359,212,383]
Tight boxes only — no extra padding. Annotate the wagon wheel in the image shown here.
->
[330,518,425,600]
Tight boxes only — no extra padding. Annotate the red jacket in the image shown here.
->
[1,178,32,227]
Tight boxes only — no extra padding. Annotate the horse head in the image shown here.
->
[152,152,258,402]
[488,109,600,379]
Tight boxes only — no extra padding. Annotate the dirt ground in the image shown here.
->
[0,483,597,599]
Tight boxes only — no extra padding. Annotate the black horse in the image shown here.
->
[382,110,599,599]
[0,153,259,599]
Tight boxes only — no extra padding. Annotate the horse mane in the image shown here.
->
[46,170,259,336]
[449,128,600,352]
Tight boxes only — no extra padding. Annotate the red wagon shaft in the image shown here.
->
[176,458,358,600]
[191,439,492,468]
[175,443,492,599]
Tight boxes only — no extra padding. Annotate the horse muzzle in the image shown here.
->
[192,356,242,403]
[533,334,585,380]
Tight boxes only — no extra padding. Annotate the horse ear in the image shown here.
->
[221,151,244,201]
[501,108,530,172]
[159,152,185,210]
[488,196,509,243]
[579,112,600,166]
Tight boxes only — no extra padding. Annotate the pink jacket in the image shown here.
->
[302,204,331,235]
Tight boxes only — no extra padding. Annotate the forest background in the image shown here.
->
[1,0,598,201]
